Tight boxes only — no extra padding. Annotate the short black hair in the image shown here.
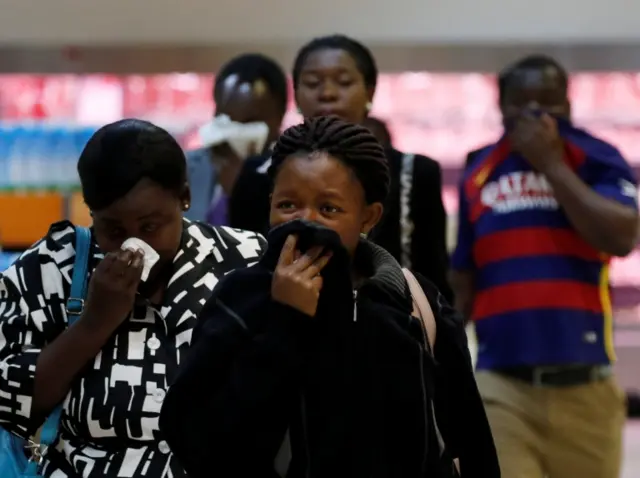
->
[292,35,378,91]
[497,54,569,104]
[214,53,288,114]
[270,116,390,204]
[78,119,187,211]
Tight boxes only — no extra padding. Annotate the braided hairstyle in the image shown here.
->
[269,116,390,204]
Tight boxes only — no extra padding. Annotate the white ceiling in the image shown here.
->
[0,0,637,45]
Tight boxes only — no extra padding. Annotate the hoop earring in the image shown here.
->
[365,102,373,112]
[360,232,368,239]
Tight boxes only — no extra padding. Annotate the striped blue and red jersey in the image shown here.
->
[452,121,638,370]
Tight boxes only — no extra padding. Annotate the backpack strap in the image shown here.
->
[402,268,436,351]
[64,227,92,320]
[401,268,447,459]
[27,227,92,472]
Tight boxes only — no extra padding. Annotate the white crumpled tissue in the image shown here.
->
[198,114,269,159]
[121,237,160,282]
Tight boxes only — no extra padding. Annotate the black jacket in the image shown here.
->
[373,148,451,302]
[227,154,271,233]
[159,220,499,478]
[227,148,452,302]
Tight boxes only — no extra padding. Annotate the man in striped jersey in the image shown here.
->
[450,55,639,478]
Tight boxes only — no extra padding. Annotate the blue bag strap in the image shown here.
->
[64,227,92,321]
[37,227,92,450]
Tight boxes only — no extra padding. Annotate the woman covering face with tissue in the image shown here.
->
[0,119,266,478]
[184,53,289,228]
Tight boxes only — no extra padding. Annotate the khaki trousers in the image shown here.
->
[476,371,626,478]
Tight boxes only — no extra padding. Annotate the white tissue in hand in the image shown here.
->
[198,114,269,159]
[120,238,159,282]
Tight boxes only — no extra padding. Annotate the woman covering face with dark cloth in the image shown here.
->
[0,119,265,477]
[160,116,499,478]
[230,35,453,302]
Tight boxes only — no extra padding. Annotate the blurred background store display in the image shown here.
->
[2,72,640,328]
[1,71,640,339]
[0,68,639,477]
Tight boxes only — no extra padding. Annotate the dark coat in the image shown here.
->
[373,148,451,302]
[159,220,499,478]
[227,148,453,302]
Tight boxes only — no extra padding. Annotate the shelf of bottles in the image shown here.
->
[0,123,97,253]
[0,123,95,193]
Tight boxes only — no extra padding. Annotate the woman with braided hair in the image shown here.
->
[160,116,499,478]
[230,34,453,303]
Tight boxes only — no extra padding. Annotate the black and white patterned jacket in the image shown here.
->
[0,219,265,477]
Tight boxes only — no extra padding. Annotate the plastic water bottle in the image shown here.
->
[56,127,74,192]
[25,125,47,191]
[8,125,28,192]
[39,125,55,192]
[4,124,15,191]
[48,127,66,192]
[42,126,55,191]
[0,124,14,192]
[25,124,44,191]
[17,124,32,190]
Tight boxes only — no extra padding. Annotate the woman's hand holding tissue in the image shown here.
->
[82,248,145,332]
[200,114,268,193]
